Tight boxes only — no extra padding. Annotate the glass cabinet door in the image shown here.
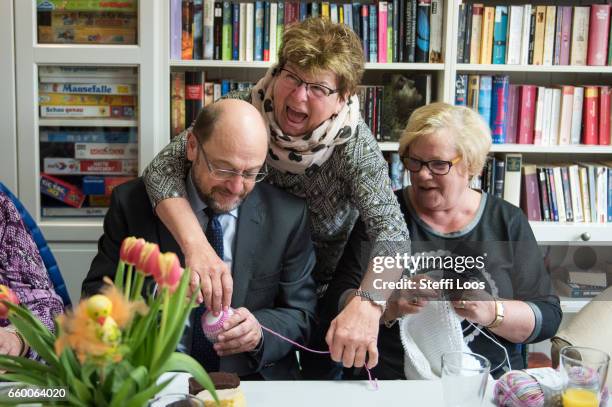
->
[38,65,139,218]
[36,0,138,45]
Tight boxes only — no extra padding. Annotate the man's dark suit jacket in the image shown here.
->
[82,178,317,380]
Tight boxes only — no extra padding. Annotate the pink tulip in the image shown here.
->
[126,238,146,266]
[0,284,20,318]
[156,252,183,291]
[137,243,160,275]
[119,237,138,263]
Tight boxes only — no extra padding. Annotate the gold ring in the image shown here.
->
[458,300,466,309]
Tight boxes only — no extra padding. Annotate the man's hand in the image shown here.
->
[326,296,382,369]
[214,307,262,356]
[185,246,233,314]
[0,328,23,357]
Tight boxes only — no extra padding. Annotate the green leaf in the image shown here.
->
[59,346,82,381]
[69,376,94,404]
[163,269,195,341]
[124,378,173,407]
[80,361,98,389]
[0,354,54,375]
[158,352,219,404]
[128,298,162,352]
[150,287,198,373]
[0,373,47,386]
[166,268,192,321]
[93,387,111,407]
[6,302,55,344]
[108,365,148,407]
[9,314,59,368]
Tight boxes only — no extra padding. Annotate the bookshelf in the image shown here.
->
[456,64,612,74]
[4,1,611,302]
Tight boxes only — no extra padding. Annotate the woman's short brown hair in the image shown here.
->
[278,17,365,97]
[398,102,492,177]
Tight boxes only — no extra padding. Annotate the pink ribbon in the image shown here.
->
[260,325,379,390]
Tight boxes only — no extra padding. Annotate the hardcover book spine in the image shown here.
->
[599,86,611,145]
[559,6,572,65]
[582,86,599,145]
[415,0,430,63]
[193,0,204,59]
[221,1,232,60]
[429,0,442,63]
[570,6,590,66]
[491,75,510,143]
[492,6,507,64]
[587,5,611,66]
[517,85,536,144]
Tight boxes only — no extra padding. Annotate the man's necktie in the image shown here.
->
[191,207,224,371]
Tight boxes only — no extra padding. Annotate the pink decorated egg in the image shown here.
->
[201,308,234,343]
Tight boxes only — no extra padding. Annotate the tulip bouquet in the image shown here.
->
[0,237,217,406]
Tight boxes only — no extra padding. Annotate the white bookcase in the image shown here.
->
[3,0,611,305]
[0,0,18,193]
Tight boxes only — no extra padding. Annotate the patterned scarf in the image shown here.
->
[250,66,361,175]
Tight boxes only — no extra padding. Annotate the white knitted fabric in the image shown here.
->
[399,301,471,379]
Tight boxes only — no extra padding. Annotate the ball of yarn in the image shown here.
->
[201,308,234,343]
[494,368,563,407]
[495,368,609,407]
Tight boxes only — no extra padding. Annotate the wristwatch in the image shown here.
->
[354,289,387,314]
[485,299,504,329]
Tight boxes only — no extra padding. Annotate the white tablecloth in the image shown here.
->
[155,372,498,407]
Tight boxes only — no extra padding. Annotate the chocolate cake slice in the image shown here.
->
[189,372,241,395]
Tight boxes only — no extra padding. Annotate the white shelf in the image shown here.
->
[559,297,590,313]
[169,60,445,71]
[378,142,612,154]
[489,144,612,154]
[456,64,612,74]
[530,222,612,242]
[38,118,138,127]
[364,62,445,71]
[170,60,272,68]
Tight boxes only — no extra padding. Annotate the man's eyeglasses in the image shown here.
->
[402,156,462,176]
[196,139,267,182]
[278,68,339,99]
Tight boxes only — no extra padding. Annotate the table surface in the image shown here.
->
[155,373,498,407]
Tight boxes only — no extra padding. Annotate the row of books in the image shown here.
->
[554,279,609,298]
[170,70,433,140]
[472,154,611,224]
[38,66,138,119]
[455,75,612,146]
[553,268,610,298]
[521,163,611,224]
[356,73,432,141]
[551,262,612,298]
[172,0,444,63]
[170,71,255,137]
[457,3,612,66]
